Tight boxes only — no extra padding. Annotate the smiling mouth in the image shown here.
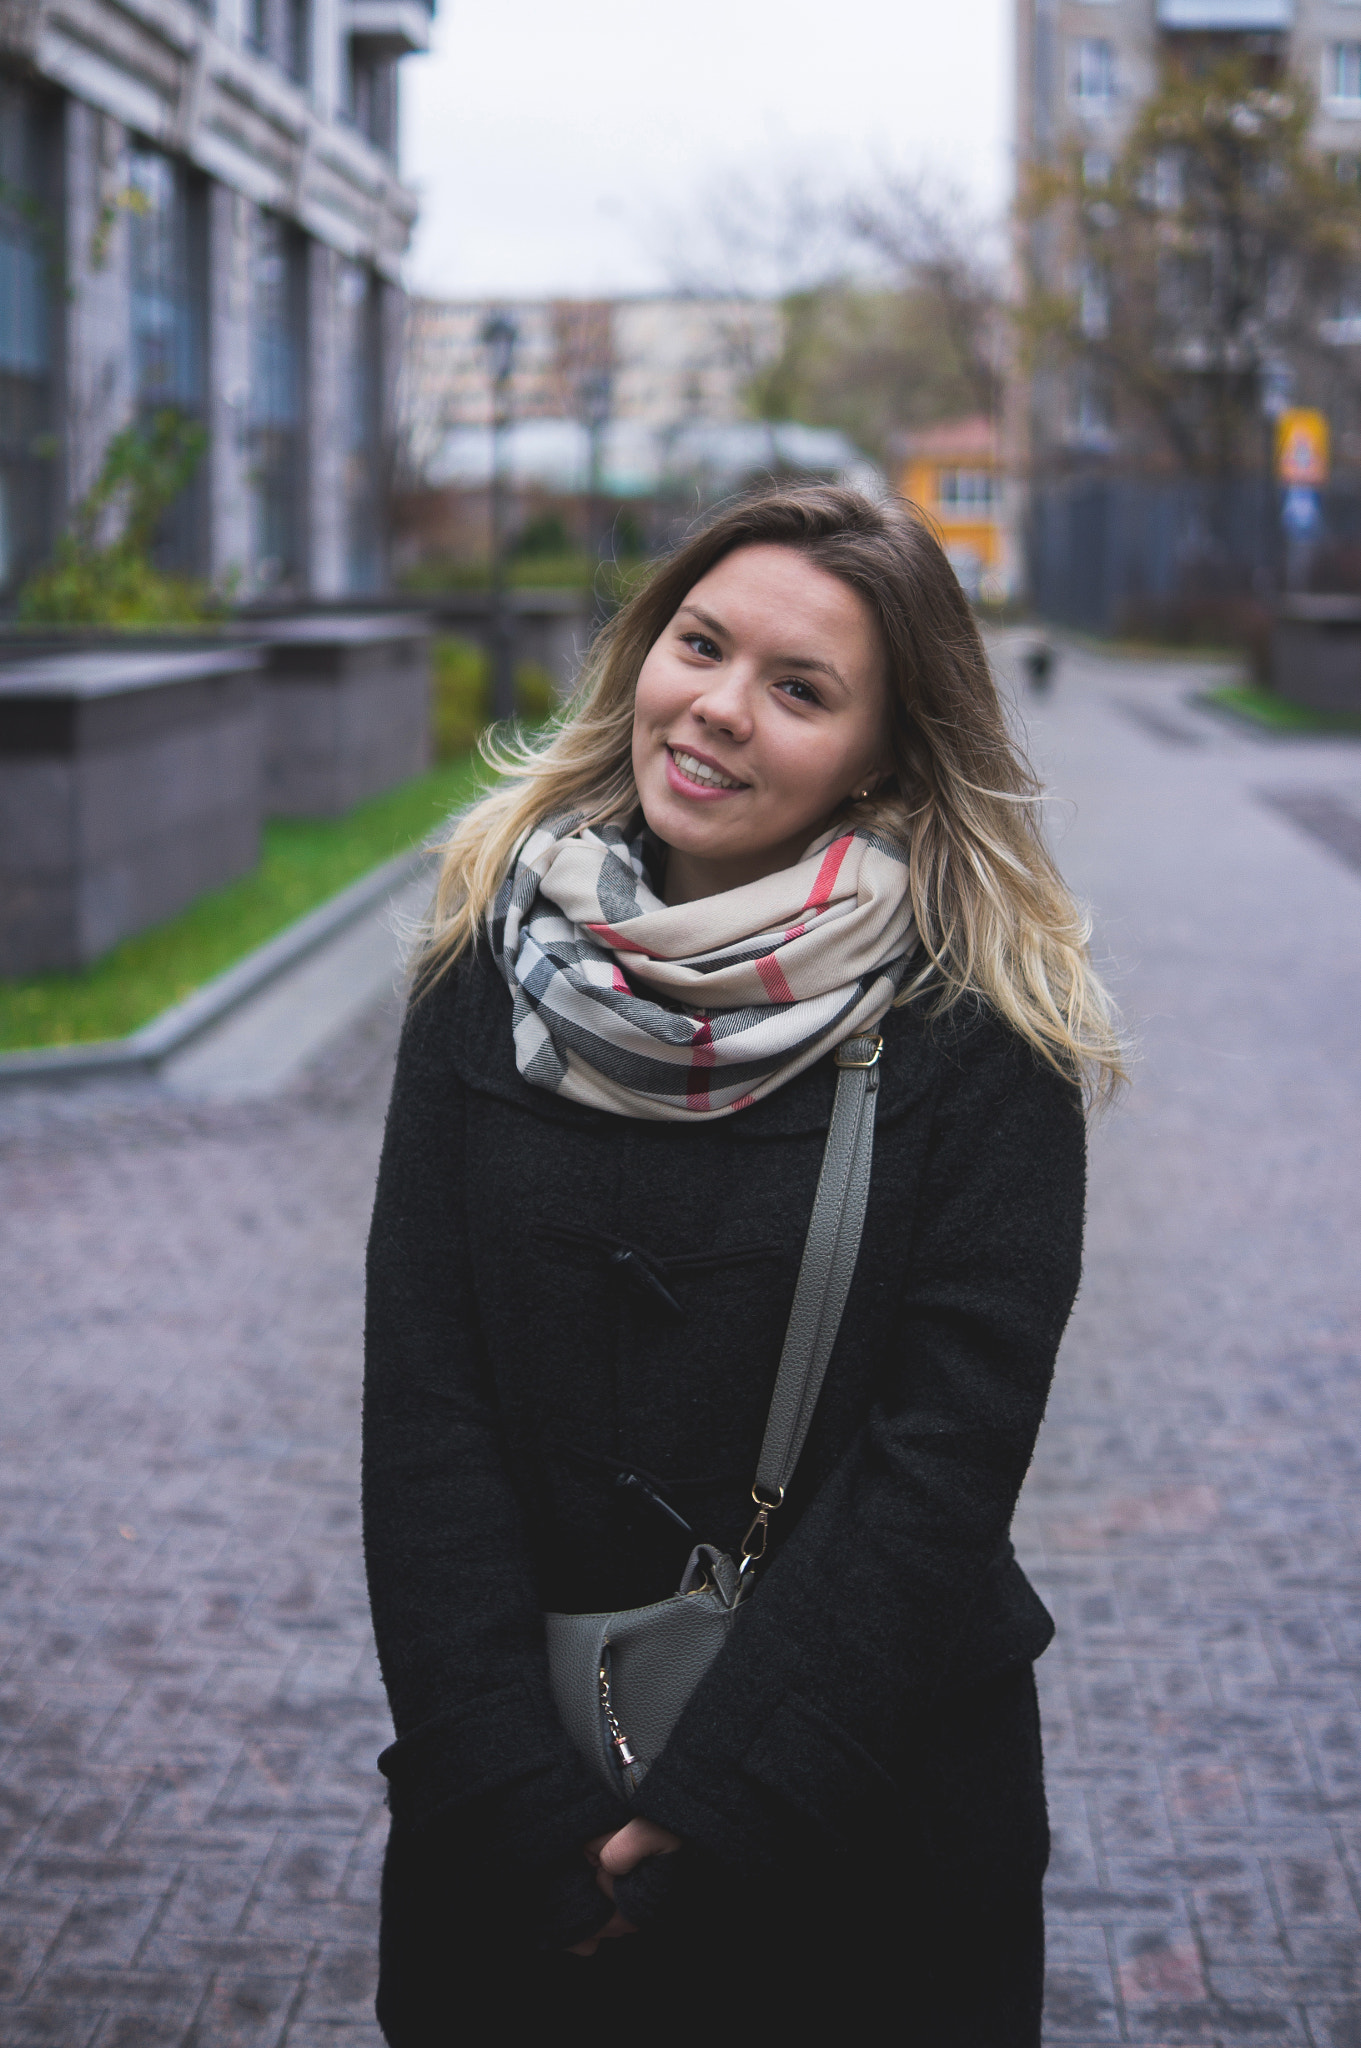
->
[667,746,749,792]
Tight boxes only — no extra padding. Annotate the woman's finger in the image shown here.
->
[597,1910,638,1941]
[597,1817,683,1877]
[565,1909,636,1956]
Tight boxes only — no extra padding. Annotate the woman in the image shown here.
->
[363,484,1124,2044]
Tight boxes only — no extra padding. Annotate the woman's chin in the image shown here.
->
[642,787,745,852]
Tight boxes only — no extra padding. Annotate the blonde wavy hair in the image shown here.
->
[418,482,1126,1109]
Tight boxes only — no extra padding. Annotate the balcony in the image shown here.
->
[345,0,432,57]
[1156,0,1293,28]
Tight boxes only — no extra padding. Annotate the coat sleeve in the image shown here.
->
[362,965,628,1929]
[637,1013,1086,1876]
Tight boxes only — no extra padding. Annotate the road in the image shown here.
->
[1,644,1358,2046]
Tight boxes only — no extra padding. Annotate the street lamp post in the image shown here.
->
[579,365,612,563]
[1259,356,1293,597]
[481,310,519,724]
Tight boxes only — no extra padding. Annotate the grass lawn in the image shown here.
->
[0,753,487,1053]
[1200,684,1361,735]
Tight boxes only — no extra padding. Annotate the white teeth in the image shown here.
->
[670,748,743,790]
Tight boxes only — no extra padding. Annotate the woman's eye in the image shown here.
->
[681,633,721,660]
[777,678,821,705]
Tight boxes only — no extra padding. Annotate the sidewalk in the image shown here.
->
[0,646,1357,2045]
[997,640,1361,2044]
[160,872,430,1103]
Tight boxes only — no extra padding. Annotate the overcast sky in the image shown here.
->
[400,0,1012,300]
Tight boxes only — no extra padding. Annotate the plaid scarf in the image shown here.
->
[491,815,916,1121]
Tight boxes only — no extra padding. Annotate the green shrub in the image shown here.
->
[513,512,573,559]
[401,554,648,599]
[431,636,560,759]
[18,409,220,627]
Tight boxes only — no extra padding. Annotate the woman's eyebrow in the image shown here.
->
[677,604,847,690]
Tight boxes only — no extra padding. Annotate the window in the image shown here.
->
[1034,9,1058,145]
[1072,367,1115,449]
[249,212,307,589]
[126,146,208,573]
[1322,270,1361,343]
[1079,261,1110,339]
[346,46,397,155]
[127,148,205,413]
[1328,43,1361,101]
[246,0,310,85]
[340,262,383,590]
[937,470,1000,511]
[0,80,58,597]
[1072,37,1117,106]
[1154,151,1184,211]
[286,0,309,81]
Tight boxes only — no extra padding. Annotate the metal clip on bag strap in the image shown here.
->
[741,1033,883,1566]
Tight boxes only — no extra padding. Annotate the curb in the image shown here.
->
[0,847,433,1090]
[1188,690,1361,744]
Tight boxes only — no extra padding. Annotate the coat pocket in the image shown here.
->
[378,1679,561,1831]
[740,1687,897,1849]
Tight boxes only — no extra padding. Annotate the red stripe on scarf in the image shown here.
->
[589,921,653,956]
[687,1019,715,1113]
[612,966,630,993]
[756,952,795,1003]
[803,834,853,912]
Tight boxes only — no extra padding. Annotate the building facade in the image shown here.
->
[0,0,427,605]
[400,295,785,495]
[1019,0,1361,180]
[1016,0,1361,624]
[894,415,1014,602]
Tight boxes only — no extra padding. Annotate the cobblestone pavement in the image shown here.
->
[0,647,1358,2045]
[1005,647,1361,2046]
[0,1018,400,2048]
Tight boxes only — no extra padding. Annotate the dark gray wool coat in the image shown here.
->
[362,942,1085,2031]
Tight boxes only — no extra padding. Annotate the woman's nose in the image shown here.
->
[691,667,754,738]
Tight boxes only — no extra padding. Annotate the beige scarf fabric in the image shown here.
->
[491,815,916,1121]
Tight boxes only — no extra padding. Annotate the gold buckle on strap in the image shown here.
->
[739,1483,785,1572]
[834,1035,882,1069]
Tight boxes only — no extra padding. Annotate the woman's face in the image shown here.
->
[631,544,891,904]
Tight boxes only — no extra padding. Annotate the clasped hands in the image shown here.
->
[566,1816,682,1956]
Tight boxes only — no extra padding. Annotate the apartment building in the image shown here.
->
[1020,0,1361,173]
[0,0,428,603]
[401,295,784,493]
[1016,0,1361,434]
[1016,0,1361,622]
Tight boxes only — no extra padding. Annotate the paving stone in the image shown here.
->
[1307,2005,1361,2048]
[4,2009,105,2047]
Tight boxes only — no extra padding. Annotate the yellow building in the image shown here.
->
[894,416,1012,602]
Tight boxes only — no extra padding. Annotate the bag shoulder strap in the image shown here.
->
[740,1033,882,1567]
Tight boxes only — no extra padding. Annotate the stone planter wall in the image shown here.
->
[256,615,432,817]
[1272,597,1361,714]
[0,647,265,977]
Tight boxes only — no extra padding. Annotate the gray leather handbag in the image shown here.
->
[544,1032,884,1803]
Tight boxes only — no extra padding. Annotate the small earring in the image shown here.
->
[854,786,870,801]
